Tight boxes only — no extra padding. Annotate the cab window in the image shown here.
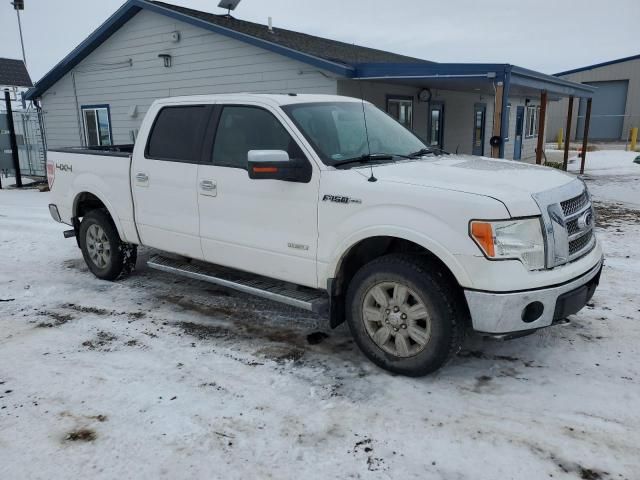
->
[212,106,306,169]
[146,105,212,162]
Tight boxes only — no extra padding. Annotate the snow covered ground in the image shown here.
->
[568,150,640,207]
[1,154,639,479]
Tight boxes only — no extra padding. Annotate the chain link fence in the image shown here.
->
[0,107,47,180]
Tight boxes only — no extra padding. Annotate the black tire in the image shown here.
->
[79,209,137,281]
[345,254,464,376]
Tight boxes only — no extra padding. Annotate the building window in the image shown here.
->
[504,104,511,141]
[525,105,539,138]
[82,105,113,146]
[386,96,413,129]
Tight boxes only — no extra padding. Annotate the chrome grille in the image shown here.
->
[569,230,593,255]
[561,191,589,216]
[533,180,596,269]
[566,218,580,236]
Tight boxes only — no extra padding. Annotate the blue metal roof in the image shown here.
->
[25,0,596,101]
[356,63,595,98]
[555,53,640,77]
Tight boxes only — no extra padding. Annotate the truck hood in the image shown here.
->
[367,155,576,217]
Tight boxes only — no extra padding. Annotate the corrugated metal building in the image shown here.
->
[548,54,640,142]
[26,0,593,162]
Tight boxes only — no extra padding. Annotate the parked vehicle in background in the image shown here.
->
[46,94,603,376]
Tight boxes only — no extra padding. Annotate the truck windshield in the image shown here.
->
[282,102,428,167]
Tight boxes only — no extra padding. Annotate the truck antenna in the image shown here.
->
[355,46,376,182]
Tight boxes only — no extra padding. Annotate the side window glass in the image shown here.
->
[146,106,211,162]
[212,106,305,169]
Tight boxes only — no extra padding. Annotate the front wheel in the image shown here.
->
[79,209,137,281]
[345,254,464,376]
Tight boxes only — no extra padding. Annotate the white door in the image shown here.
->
[132,105,213,259]
[197,104,319,287]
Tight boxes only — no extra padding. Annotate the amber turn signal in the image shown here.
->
[470,221,495,257]
[253,166,279,174]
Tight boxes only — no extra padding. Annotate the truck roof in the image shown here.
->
[152,93,365,108]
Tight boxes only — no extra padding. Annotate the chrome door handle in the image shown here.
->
[136,173,148,182]
[199,180,217,196]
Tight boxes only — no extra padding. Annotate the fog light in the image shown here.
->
[522,301,544,323]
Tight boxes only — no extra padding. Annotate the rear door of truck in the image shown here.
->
[131,102,214,259]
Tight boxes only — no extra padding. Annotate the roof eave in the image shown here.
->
[555,53,640,77]
[355,62,508,80]
[354,63,594,98]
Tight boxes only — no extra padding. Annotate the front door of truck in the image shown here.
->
[197,103,319,288]
[132,104,213,259]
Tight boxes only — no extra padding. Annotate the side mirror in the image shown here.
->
[247,150,311,183]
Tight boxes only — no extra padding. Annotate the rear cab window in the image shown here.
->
[146,105,213,163]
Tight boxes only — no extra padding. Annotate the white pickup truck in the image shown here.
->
[47,93,603,376]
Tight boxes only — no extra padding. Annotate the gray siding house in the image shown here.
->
[548,54,640,142]
[26,0,593,162]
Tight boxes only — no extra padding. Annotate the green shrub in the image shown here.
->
[544,161,564,170]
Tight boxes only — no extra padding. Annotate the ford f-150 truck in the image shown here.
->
[47,94,603,376]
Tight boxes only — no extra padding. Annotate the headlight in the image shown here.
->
[470,218,546,271]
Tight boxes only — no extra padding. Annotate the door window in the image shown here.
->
[212,106,305,169]
[386,97,413,129]
[428,103,444,147]
[472,104,486,156]
[82,105,112,146]
[146,105,212,162]
[504,104,511,141]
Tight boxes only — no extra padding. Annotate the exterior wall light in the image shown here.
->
[158,54,172,68]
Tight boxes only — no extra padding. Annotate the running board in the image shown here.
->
[147,254,329,314]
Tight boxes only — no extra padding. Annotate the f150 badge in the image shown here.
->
[322,194,362,204]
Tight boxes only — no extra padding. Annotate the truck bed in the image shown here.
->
[47,146,139,244]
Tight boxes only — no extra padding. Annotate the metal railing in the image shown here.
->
[0,108,47,179]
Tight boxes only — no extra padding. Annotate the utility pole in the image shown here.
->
[11,0,27,67]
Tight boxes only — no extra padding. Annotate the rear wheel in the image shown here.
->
[79,209,137,280]
[346,254,464,376]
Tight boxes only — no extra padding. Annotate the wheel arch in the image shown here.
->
[326,233,472,329]
[330,232,471,293]
[72,190,125,240]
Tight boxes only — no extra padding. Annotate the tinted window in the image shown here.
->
[147,106,211,162]
[212,106,304,169]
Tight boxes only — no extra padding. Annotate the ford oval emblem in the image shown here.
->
[577,210,593,229]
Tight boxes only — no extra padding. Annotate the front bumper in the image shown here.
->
[464,256,603,334]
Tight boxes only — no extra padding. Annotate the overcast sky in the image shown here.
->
[1,0,638,82]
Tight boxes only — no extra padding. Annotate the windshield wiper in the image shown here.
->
[333,153,397,169]
[408,147,448,158]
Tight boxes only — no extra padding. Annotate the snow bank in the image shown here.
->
[568,149,640,176]
[568,150,640,207]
